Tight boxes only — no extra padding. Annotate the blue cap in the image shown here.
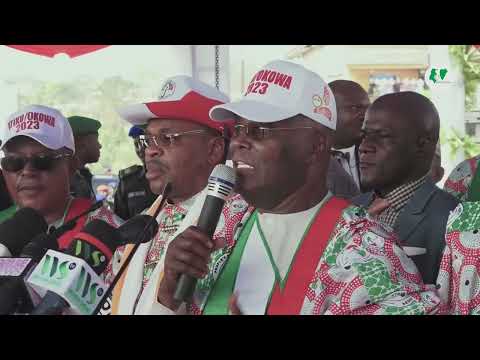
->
[128,126,145,138]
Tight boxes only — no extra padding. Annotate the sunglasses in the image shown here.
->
[0,153,71,172]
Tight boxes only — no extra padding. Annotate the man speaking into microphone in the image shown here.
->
[106,76,249,315]
[0,105,123,254]
[154,60,441,315]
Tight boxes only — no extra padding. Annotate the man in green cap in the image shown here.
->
[67,115,102,200]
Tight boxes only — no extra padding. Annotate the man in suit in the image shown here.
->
[329,80,371,191]
[352,91,459,285]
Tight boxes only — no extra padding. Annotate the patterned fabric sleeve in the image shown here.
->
[302,206,441,315]
[444,156,480,201]
[436,202,480,315]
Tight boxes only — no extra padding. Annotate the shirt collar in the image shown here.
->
[377,174,428,211]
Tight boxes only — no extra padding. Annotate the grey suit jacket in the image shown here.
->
[327,157,360,200]
[352,179,459,284]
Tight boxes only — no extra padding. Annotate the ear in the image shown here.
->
[308,132,331,164]
[207,137,226,166]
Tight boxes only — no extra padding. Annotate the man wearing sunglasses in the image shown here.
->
[106,76,245,314]
[0,105,122,247]
[352,92,459,285]
[152,61,440,315]
[113,125,156,221]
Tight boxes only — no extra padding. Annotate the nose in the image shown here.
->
[230,132,253,156]
[358,135,375,155]
[145,144,164,161]
[20,160,39,177]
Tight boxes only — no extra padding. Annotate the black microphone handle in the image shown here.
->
[174,195,225,302]
[30,290,69,315]
[0,279,29,315]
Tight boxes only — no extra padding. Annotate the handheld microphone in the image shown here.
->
[0,207,48,257]
[174,164,236,302]
[28,220,123,315]
[28,213,160,315]
[0,232,60,314]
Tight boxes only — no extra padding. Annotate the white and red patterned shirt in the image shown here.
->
[444,155,480,201]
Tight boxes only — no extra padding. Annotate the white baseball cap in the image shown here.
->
[210,60,337,130]
[1,105,75,153]
[117,75,234,133]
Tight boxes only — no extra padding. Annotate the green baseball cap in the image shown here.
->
[68,116,101,136]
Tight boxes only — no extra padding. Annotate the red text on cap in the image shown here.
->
[244,69,293,96]
[8,112,56,133]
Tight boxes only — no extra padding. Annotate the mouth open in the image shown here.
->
[234,161,254,170]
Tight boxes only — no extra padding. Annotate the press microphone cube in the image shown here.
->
[26,250,108,315]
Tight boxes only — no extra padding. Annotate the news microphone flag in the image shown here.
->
[26,250,108,315]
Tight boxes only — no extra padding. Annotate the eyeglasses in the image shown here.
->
[340,104,369,114]
[138,130,212,149]
[232,124,316,141]
[0,153,71,172]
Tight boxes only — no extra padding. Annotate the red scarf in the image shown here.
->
[267,197,350,315]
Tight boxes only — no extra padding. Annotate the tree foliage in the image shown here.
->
[449,45,480,111]
[17,74,162,175]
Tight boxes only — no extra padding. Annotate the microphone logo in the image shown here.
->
[34,252,105,307]
[41,254,69,280]
[72,240,107,268]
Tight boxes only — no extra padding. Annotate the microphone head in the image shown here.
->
[207,164,236,200]
[0,207,48,257]
[21,233,59,262]
[66,219,122,274]
[118,215,159,245]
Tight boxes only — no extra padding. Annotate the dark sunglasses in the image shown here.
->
[0,153,71,172]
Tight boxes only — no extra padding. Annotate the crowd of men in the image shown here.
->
[1,59,480,315]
